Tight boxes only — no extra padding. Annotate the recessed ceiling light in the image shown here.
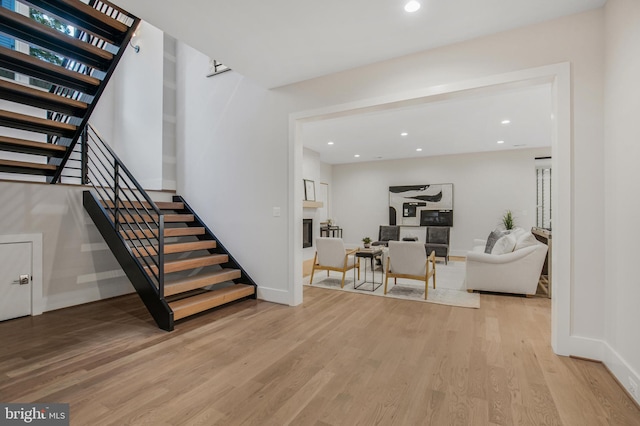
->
[501,119,511,125]
[416,148,422,152]
[404,1,421,13]
[497,140,505,144]
[354,154,360,158]
[327,141,334,145]
[401,132,408,136]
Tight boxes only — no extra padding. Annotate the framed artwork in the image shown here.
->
[304,179,316,201]
[389,184,454,226]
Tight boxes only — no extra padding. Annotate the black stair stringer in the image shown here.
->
[173,195,258,299]
[83,190,174,331]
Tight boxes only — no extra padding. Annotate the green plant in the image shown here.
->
[502,210,515,230]
[362,237,372,244]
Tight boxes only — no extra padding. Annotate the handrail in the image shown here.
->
[84,123,165,297]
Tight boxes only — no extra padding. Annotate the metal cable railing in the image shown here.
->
[85,124,165,297]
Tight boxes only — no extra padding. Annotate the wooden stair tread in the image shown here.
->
[144,253,228,275]
[102,200,184,211]
[22,0,130,43]
[0,135,67,157]
[0,45,101,94]
[155,201,185,210]
[0,79,88,116]
[0,109,77,137]
[131,240,217,257]
[164,269,242,297]
[0,158,57,176]
[0,7,113,70]
[120,227,205,240]
[114,213,194,223]
[169,284,255,321]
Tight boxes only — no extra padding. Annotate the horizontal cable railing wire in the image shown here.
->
[85,124,165,296]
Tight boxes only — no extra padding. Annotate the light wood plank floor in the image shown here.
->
[0,287,638,425]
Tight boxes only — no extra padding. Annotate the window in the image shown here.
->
[0,0,16,80]
[536,157,551,230]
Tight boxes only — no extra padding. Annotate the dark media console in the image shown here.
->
[420,210,453,227]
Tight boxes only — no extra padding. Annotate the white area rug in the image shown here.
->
[304,260,479,309]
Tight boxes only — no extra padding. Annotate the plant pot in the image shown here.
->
[364,243,371,248]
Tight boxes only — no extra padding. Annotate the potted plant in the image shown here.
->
[362,237,372,248]
[502,210,515,230]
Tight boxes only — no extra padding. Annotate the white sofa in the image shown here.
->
[465,231,548,296]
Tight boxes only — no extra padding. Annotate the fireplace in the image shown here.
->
[303,219,312,248]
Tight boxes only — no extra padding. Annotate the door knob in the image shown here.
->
[11,275,30,285]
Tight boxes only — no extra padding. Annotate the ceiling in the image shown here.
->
[112,0,605,89]
[302,83,553,165]
[110,1,588,164]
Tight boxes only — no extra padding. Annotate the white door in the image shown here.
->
[0,242,32,321]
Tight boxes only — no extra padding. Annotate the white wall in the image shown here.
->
[0,181,134,311]
[174,10,604,351]
[91,21,164,190]
[175,43,294,304]
[302,148,332,260]
[332,148,550,255]
[162,33,177,191]
[603,0,640,404]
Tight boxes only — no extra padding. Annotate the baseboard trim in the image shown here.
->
[602,361,640,411]
[602,341,640,407]
[43,282,134,312]
[569,355,601,363]
[256,286,290,305]
[567,335,640,407]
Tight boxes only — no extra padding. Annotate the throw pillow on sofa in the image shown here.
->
[491,233,517,255]
[484,229,506,253]
[514,232,538,250]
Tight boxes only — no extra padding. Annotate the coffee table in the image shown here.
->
[355,248,383,291]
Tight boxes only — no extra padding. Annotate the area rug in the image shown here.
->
[303,260,479,309]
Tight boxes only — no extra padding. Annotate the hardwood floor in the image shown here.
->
[1,288,638,425]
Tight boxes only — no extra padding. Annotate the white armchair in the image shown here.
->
[465,236,548,296]
[310,237,359,288]
[384,241,436,299]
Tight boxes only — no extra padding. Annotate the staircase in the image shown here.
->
[0,0,138,181]
[0,0,258,330]
[82,125,257,330]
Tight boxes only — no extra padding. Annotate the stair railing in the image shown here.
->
[84,123,165,297]
[34,0,140,183]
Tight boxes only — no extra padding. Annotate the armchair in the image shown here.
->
[310,237,359,288]
[372,225,400,247]
[384,241,436,299]
[425,226,450,264]
[465,236,548,296]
